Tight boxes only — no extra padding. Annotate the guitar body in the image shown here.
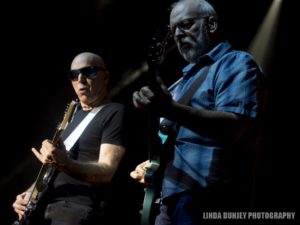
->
[141,129,176,225]
[13,186,53,225]
[141,159,161,225]
[141,183,160,225]
[12,166,56,225]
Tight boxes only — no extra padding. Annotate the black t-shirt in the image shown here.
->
[52,102,129,205]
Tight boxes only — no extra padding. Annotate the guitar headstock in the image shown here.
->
[52,100,77,145]
[58,100,77,131]
[147,25,173,68]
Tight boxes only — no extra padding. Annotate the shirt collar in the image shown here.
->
[182,41,233,77]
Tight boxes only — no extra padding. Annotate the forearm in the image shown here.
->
[162,101,240,136]
[58,159,115,185]
[58,144,125,185]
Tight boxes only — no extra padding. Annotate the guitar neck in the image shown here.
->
[51,128,64,146]
[147,113,161,161]
[29,164,55,200]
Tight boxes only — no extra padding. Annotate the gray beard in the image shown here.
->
[184,32,211,63]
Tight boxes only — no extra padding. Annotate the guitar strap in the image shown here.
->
[63,104,106,151]
[159,63,211,136]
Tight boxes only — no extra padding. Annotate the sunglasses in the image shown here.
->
[68,66,106,81]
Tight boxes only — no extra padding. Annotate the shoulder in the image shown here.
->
[209,42,261,71]
[101,102,129,123]
[103,102,127,113]
[222,49,260,67]
[211,49,263,79]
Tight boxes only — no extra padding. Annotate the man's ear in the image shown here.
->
[208,16,218,33]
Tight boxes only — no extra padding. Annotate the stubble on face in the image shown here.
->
[179,21,211,63]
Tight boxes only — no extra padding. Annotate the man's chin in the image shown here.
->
[78,95,89,103]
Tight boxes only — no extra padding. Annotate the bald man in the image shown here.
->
[12,52,129,225]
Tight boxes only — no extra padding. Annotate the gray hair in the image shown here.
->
[171,0,218,19]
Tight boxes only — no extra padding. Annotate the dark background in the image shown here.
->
[1,0,299,224]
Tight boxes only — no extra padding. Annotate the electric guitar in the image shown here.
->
[140,26,173,225]
[12,100,77,225]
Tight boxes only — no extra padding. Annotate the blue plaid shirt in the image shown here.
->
[161,41,264,199]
